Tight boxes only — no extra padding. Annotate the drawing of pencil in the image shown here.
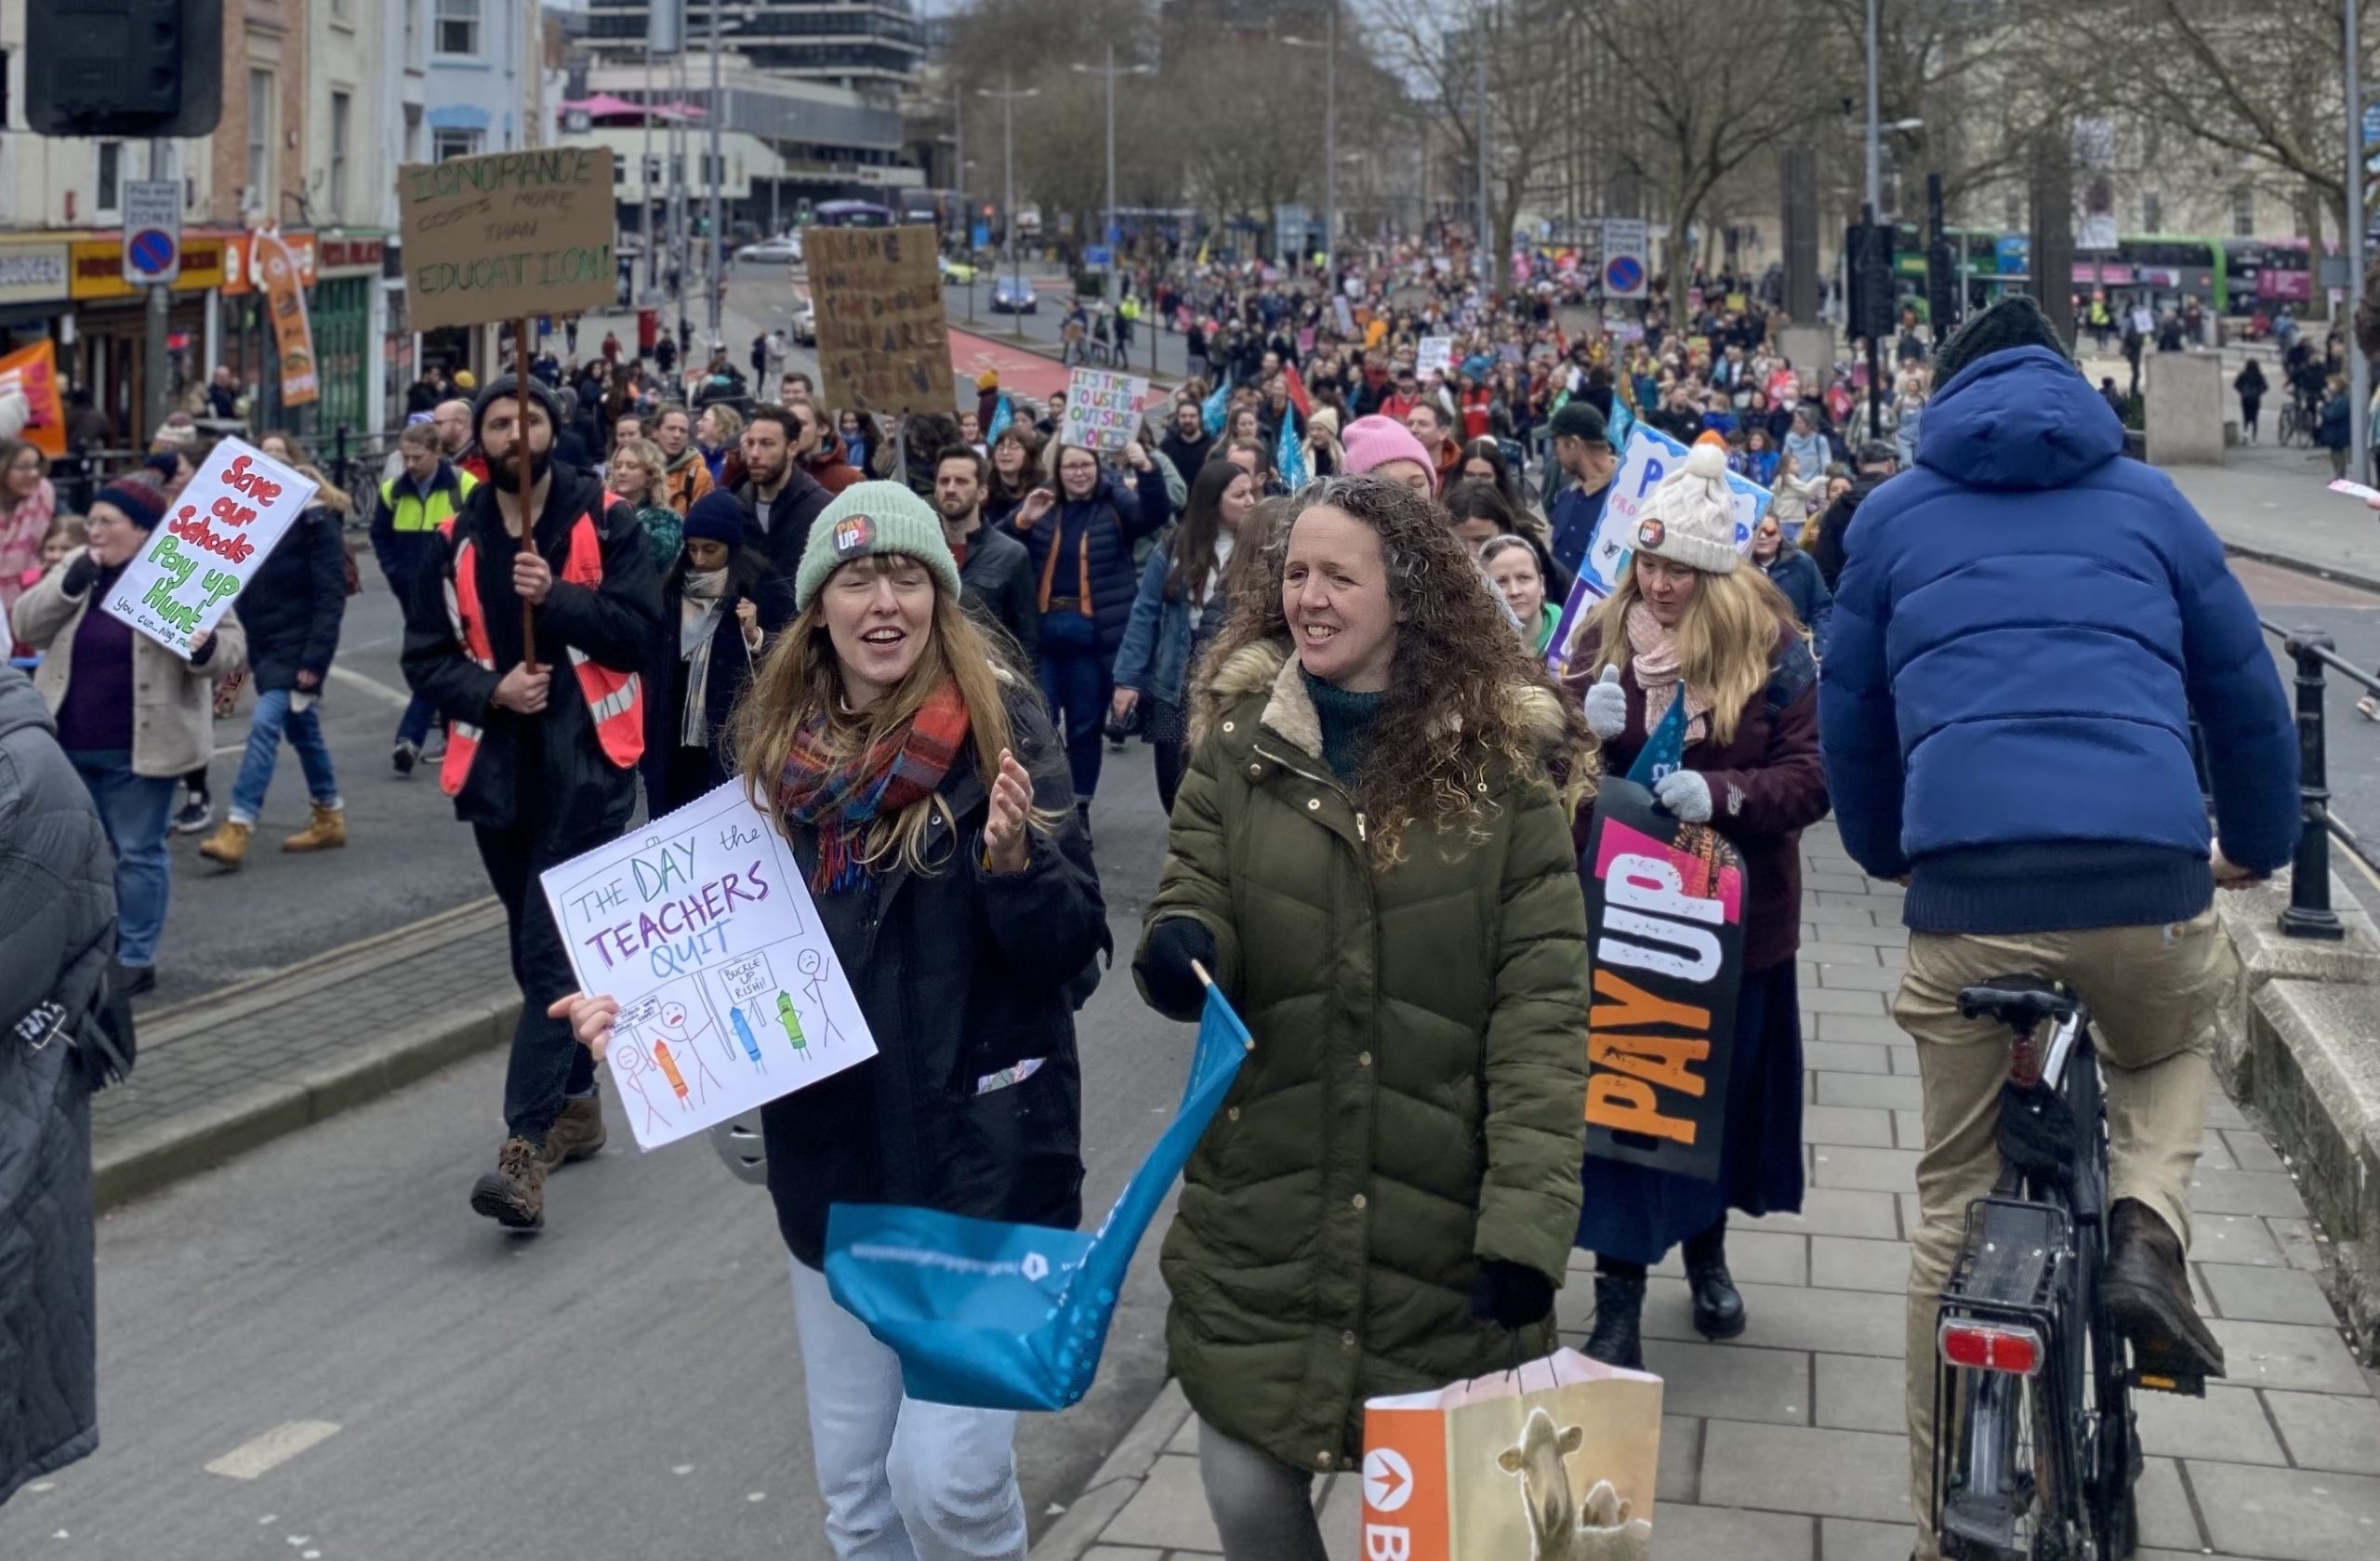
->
[730,1006,763,1067]
[653,1038,691,1103]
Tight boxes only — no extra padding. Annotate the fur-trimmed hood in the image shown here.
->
[1193,635,1580,773]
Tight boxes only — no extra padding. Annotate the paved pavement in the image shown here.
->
[1044,824,2380,1561]
[1,744,1195,1561]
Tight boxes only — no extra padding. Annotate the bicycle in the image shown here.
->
[1930,975,2210,1560]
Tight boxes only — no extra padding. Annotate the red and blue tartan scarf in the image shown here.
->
[775,679,972,893]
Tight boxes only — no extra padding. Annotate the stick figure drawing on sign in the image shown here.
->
[609,1038,669,1134]
[796,949,852,1051]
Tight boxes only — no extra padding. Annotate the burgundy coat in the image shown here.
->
[1564,622,1830,972]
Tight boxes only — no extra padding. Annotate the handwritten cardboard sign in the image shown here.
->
[102,437,316,656]
[1416,336,1455,379]
[1058,367,1150,452]
[540,781,879,1151]
[808,225,957,417]
[398,147,617,332]
[1580,778,1747,1184]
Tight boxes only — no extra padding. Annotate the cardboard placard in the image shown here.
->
[1058,367,1150,452]
[1416,336,1455,378]
[1580,779,1746,1184]
[809,225,957,417]
[540,781,879,1152]
[102,438,317,656]
[398,147,617,332]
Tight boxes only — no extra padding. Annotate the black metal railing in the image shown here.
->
[2254,620,2380,940]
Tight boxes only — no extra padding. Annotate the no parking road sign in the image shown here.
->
[122,179,181,286]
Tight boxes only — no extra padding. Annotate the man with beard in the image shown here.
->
[1157,397,1212,478]
[435,397,485,482]
[398,376,666,1233]
[933,445,1038,662]
[789,399,862,495]
[733,405,832,579]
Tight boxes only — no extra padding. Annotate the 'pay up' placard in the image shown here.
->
[102,437,316,657]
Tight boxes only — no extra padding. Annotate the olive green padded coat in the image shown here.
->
[1134,639,1592,1473]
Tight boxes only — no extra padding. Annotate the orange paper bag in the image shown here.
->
[1360,1347,1663,1561]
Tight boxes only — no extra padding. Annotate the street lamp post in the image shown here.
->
[979,75,1039,338]
[1280,7,1339,275]
[1863,0,1883,438]
[2347,0,2369,485]
[1073,46,1155,305]
[707,0,724,349]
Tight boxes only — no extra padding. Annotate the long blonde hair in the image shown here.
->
[1567,558,1792,748]
[731,556,1022,880]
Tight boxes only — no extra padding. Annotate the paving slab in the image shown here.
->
[1809,1145,1924,1194]
[1647,1226,1809,1287]
[1639,1338,1811,1426]
[2189,1165,2314,1219]
[1816,1072,1925,1110]
[2208,1319,2373,1396]
[1654,1501,1814,1557]
[2135,1382,2290,1465]
[1804,1104,1897,1147]
[1816,1012,1909,1044]
[1822,1515,1923,1561]
[2188,1459,2380,1561]
[1808,1235,1911,1295]
[2265,1389,2380,1476]
[1740,1186,1901,1240]
[1094,1455,1221,1554]
[2136,1456,2203,1552]
[2191,1212,2291,1268]
[1644,1278,1905,1358]
[2201,1260,2343,1326]
[1805,1039,1894,1075]
[1697,1421,1911,1522]
[1812,1351,1908,1435]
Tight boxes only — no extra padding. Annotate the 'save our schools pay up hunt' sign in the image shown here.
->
[102,437,316,657]
[541,782,879,1151]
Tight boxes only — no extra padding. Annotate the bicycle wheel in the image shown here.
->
[2069,1033,2143,1559]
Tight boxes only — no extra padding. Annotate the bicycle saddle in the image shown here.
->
[1956,974,2077,1031]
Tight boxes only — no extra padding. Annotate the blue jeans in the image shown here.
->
[229,686,341,825]
[396,691,435,749]
[1036,612,1110,802]
[68,750,176,970]
[789,1257,1026,1560]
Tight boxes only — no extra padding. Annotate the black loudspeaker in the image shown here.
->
[25,0,222,139]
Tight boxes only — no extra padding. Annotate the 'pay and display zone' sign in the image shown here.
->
[102,438,316,657]
[1580,779,1747,1184]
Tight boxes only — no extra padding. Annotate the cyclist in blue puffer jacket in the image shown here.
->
[1817,297,2300,1561]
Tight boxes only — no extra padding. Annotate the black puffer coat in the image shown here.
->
[1009,467,1170,657]
[239,504,350,693]
[759,687,1108,1268]
[0,670,117,1502]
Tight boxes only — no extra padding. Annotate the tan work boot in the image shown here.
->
[540,1091,607,1169]
[469,1137,547,1231]
[196,819,252,868]
[282,802,347,853]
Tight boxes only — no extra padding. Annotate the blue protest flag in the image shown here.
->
[1605,399,1635,455]
[1201,378,1231,438]
[986,392,1012,443]
[1276,403,1307,489]
[1625,691,1689,787]
[825,981,1253,1411]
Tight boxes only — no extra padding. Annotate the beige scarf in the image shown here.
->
[1625,601,1712,745]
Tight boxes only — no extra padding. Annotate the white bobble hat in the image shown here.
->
[1632,437,1739,575]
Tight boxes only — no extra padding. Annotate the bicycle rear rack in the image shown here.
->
[1937,1197,2082,1556]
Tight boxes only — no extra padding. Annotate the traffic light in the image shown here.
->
[1844,222,1896,343]
[25,0,222,139]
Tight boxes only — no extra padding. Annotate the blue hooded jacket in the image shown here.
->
[1818,346,2298,933]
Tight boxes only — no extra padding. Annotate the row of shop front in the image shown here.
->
[0,227,408,454]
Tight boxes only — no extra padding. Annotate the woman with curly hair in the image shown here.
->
[1132,474,1596,1561]
[1559,439,1831,1369]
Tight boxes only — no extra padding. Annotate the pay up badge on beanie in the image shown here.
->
[832,513,878,558]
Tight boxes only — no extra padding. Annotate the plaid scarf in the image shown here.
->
[775,680,972,893]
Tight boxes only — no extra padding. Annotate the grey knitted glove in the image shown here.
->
[1583,666,1628,741]
[1653,770,1712,823]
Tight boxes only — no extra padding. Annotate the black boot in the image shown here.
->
[1584,1273,1646,1370]
[2104,1198,2225,1378]
[1684,1223,1747,1341]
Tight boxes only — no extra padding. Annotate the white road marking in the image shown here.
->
[204,1421,341,1480]
[326,664,416,709]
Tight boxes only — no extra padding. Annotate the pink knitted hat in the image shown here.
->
[1342,415,1439,494]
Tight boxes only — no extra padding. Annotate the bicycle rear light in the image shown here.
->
[1939,1319,2044,1375]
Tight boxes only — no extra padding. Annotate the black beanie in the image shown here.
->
[469,373,564,444]
[1932,296,2069,386]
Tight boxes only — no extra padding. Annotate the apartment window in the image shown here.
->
[96,142,122,216]
[2140,191,2163,232]
[432,126,481,162]
[436,0,480,57]
[2231,186,2255,238]
[330,92,351,220]
[247,70,275,212]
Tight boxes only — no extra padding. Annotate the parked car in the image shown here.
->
[736,234,802,264]
[989,275,1038,314]
[939,255,978,284]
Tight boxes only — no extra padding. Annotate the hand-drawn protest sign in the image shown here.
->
[541,781,878,1152]
[1059,367,1150,452]
[1580,778,1747,1184]
[398,147,617,332]
[808,225,957,417]
[1416,335,1455,378]
[102,438,317,657]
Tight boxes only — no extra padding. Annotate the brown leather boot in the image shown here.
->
[196,819,251,868]
[540,1091,607,1169]
[282,802,347,853]
[2105,1197,2225,1377]
[469,1137,547,1231]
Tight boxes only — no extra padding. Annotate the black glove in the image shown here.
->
[1140,917,1216,1017]
[60,552,99,597]
[1469,1259,1556,1330]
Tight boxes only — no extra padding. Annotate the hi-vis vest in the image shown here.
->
[438,505,643,797]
